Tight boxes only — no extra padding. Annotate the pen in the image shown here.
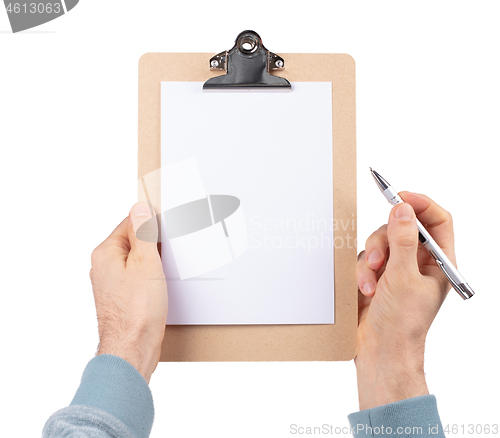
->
[370,168,475,300]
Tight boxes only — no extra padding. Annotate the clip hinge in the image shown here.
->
[209,51,227,72]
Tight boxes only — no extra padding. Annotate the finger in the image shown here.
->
[104,217,130,252]
[356,251,377,297]
[91,218,130,268]
[399,191,455,257]
[356,225,389,296]
[358,289,373,324]
[386,203,420,277]
[128,202,160,263]
[364,224,389,271]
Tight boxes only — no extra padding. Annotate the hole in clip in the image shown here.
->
[239,36,258,53]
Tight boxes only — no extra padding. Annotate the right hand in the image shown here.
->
[354,192,456,409]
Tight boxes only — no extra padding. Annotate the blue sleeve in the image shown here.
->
[42,354,154,438]
[348,395,445,437]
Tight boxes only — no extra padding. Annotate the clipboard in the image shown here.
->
[138,31,357,362]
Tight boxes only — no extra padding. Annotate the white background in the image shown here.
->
[0,2,498,437]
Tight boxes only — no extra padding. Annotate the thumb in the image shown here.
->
[128,202,159,258]
[386,202,420,277]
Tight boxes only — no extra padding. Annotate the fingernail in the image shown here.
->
[367,250,382,266]
[131,202,152,233]
[395,203,413,220]
[132,202,152,216]
[362,282,375,294]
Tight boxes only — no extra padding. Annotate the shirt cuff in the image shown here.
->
[71,354,154,438]
[348,395,445,437]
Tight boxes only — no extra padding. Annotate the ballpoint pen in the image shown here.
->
[370,168,475,300]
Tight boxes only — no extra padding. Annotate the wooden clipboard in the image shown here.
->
[138,47,357,362]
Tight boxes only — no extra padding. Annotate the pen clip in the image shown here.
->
[429,250,473,300]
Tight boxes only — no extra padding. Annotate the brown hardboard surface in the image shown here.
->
[138,53,357,361]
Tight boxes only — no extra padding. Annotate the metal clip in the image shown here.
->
[203,30,291,89]
[430,250,474,300]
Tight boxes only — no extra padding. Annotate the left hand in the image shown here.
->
[90,203,168,383]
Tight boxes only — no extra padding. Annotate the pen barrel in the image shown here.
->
[418,222,464,283]
[417,220,474,299]
[383,187,403,206]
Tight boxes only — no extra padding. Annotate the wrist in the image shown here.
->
[355,348,428,410]
[97,329,162,383]
[97,345,159,383]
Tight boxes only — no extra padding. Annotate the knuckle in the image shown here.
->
[377,224,388,234]
[91,244,105,265]
[444,209,453,226]
[394,228,418,248]
[366,225,388,251]
[396,235,417,249]
[364,235,373,249]
[356,259,365,277]
[90,248,99,264]
[129,250,146,267]
[386,262,420,285]
[366,225,387,245]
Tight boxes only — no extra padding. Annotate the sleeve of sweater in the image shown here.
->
[348,394,445,437]
[42,354,154,438]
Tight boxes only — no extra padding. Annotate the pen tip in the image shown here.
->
[369,167,373,172]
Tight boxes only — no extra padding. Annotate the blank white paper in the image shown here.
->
[160,82,334,325]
